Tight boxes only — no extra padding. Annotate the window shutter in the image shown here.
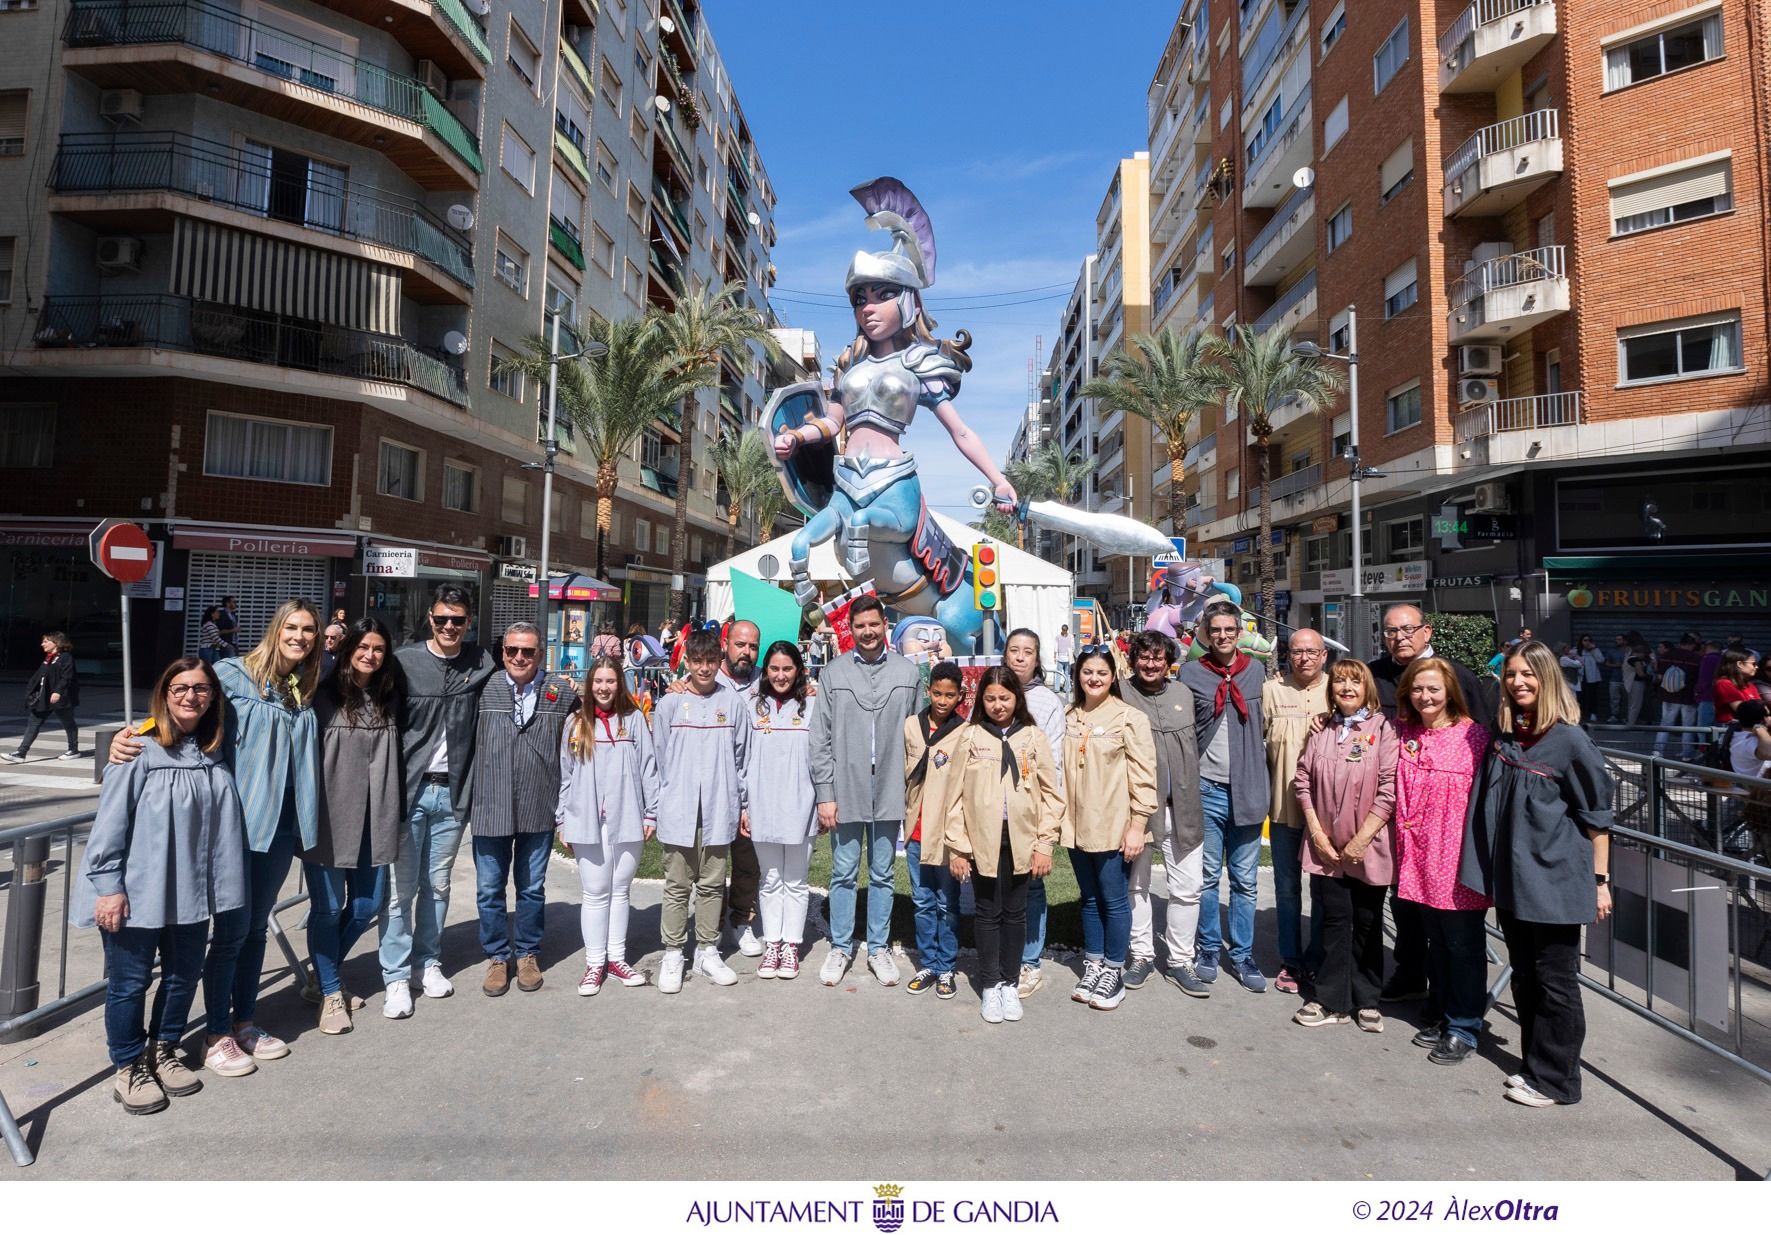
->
[1610,157,1732,222]
[0,91,26,154]
[1384,259,1417,300]
[1380,141,1413,193]
[1323,96,1348,149]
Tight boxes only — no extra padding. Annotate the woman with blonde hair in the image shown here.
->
[1461,640,1615,1107]
[110,597,323,1077]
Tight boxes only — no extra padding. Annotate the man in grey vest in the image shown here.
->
[470,622,579,997]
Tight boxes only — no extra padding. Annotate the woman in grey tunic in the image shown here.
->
[77,655,246,1115]
[302,617,403,1035]
[741,642,819,979]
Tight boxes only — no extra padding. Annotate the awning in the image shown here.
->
[172,217,401,334]
[1544,555,1765,580]
[529,572,621,602]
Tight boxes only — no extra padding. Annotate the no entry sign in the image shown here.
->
[89,519,155,584]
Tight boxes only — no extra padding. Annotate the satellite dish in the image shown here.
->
[658,15,676,34]
[746,211,760,227]
[1292,166,1315,189]
[653,94,672,114]
[446,204,474,231]
[442,331,468,356]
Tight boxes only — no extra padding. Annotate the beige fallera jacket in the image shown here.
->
[1061,696,1159,851]
[903,713,969,866]
[943,725,1065,878]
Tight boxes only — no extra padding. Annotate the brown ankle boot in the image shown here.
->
[114,1055,169,1115]
[516,954,544,992]
[482,958,511,997]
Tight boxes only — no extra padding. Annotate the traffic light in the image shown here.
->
[972,540,1000,611]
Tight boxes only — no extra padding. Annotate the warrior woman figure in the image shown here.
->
[773,178,1016,650]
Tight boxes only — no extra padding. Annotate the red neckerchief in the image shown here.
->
[1200,652,1252,721]
[594,705,618,743]
[1515,711,1545,750]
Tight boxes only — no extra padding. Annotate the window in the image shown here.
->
[578,500,597,541]
[549,488,568,532]
[494,231,528,295]
[1535,212,1556,249]
[640,428,663,470]
[599,58,622,114]
[1225,467,1240,500]
[1545,348,1563,394]
[633,517,650,554]
[489,344,526,401]
[443,460,477,513]
[1605,11,1723,90]
[1372,17,1410,94]
[1384,516,1425,560]
[623,257,644,302]
[1328,309,1350,355]
[0,404,53,468]
[1385,380,1422,433]
[1305,534,1333,573]
[629,107,647,152]
[626,183,647,226]
[654,524,669,554]
[1326,202,1352,253]
[236,140,348,232]
[1221,242,1236,273]
[506,18,540,91]
[1323,96,1348,152]
[501,476,528,524]
[1383,258,1418,318]
[1618,313,1742,385]
[1320,0,1346,56]
[633,44,652,84]
[500,124,535,192]
[0,235,12,303]
[591,225,615,274]
[0,90,26,157]
[378,440,422,501]
[1610,155,1733,235]
[1218,92,1233,133]
[204,410,332,486]
[593,141,616,192]
[552,176,585,240]
[556,84,591,153]
[545,274,578,327]
[1379,139,1413,203]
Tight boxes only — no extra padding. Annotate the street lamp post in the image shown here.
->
[535,313,606,669]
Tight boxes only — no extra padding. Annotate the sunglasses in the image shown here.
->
[504,647,538,659]
[1077,643,1116,657]
[430,614,470,627]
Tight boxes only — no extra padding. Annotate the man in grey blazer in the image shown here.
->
[470,622,580,997]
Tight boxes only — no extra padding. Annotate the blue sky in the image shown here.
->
[707,1,1180,518]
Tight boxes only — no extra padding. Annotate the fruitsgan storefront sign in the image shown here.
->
[1567,584,1768,610]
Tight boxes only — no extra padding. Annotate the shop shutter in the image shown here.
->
[491,578,532,639]
[183,551,330,653]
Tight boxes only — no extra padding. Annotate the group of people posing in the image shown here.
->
[77,587,1615,1121]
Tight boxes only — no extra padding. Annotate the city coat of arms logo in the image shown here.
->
[872,1183,905,1233]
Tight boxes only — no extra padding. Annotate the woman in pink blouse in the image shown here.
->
[1291,660,1398,1032]
[1392,657,1491,1066]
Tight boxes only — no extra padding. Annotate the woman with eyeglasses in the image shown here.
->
[1060,644,1157,1011]
[1461,640,1615,1108]
[302,617,402,1035]
[76,655,246,1115]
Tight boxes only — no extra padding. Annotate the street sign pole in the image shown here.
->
[90,519,155,725]
[120,592,134,726]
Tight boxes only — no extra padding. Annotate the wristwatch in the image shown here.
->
[1594,873,1609,887]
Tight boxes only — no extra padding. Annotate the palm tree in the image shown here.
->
[653,282,782,621]
[1079,329,1220,533]
[706,428,779,561]
[1208,324,1345,634]
[969,506,1019,543]
[497,315,703,579]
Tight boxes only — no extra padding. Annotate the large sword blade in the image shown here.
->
[1022,500,1177,559]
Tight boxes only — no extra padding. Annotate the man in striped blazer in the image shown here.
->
[470,622,580,997]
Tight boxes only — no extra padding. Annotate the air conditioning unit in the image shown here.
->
[1459,345,1502,376]
[1472,482,1511,514]
[1459,378,1499,407]
[99,88,143,124]
[96,236,143,272]
[496,534,527,558]
[416,59,448,98]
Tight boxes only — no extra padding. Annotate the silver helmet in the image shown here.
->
[844,177,937,327]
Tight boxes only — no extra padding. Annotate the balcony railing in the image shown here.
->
[1242,0,1310,105]
[65,1,482,174]
[1445,109,1558,186]
[549,217,585,271]
[49,132,474,289]
[33,294,468,405]
[1456,390,1582,439]
[1439,0,1555,92]
[1450,245,1565,310]
[1184,431,1216,470]
[653,178,691,245]
[1185,502,1216,528]
[655,110,692,174]
[430,0,490,64]
[1245,90,1310,186]
[1245,184,1313,279]
[1253,267,1317,335]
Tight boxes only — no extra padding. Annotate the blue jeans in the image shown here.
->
[304,831,387,997]
[905,839,959,974]
[473,831,553,961]
[1421,904,1489,1048]
[1197,778,1261,967]
[379,781,466,984]
[1023,877,1047,968]
[203,800,298,1034]
[1268,824,1324,971]
[103,922,207,1067]
[828,818,898,956]
[1070,848,1131,966]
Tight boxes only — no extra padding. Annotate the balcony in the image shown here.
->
[654,110,693,179]
[1454,389,1582,441]
[48,132,473,302]
[661,0,697,72]
[1440,0,1557,94]
[1244,186,1314,287]
[30,293,467,405]
[653,178,691,249]
[549,217,585,271]
[1245,463,1322,510]
[1448,245,1568,343]
[559,38,592,96]
[1185,502,1217,528]
[1443,110,1562,218]
[1184,431,1216,471]
[1242,0,1309,109]
[1242,93,1312,209]
[64,0,481,190]
[301,1,489,78]
[1253,267,1317,337]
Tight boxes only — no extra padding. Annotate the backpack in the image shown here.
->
[1703,722,1740,771]
[1660,663,1687,694]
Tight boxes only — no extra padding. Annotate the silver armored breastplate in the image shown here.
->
[837,352,919,436]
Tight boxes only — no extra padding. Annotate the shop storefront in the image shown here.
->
[618,564,677,634]
[1547,557,1771,652]
[359,542,491,646]
[1319,560,1431,652]
[528,572,622,673]
[172,525,355,658]
[0,519,114,676]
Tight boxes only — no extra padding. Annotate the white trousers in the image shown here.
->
[754,839,812,945]
[1128,812,1204,966]
[573,834,643,965]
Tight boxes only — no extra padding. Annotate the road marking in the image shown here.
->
[0,772,100,791]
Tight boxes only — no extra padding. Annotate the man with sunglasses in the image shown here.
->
[1366,603,1488,1005]
[379,585,497,1020]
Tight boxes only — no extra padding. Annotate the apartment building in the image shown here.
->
[1142,0,1771,651]
[0,0,778,675]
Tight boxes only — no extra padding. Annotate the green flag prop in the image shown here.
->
[730,568,803,653]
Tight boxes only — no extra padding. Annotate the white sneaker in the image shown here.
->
[659,952,685,994]
[57,750,83,761]
[734,923,764,957]
[980,984,1005,1024]
[696,948,738,987]
[1,752,23,764]
[818,949,851,987]
[382,980,413,1020]
[421,964,453,998]
[1000,983,1024,1022]
[868,949,900,987]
